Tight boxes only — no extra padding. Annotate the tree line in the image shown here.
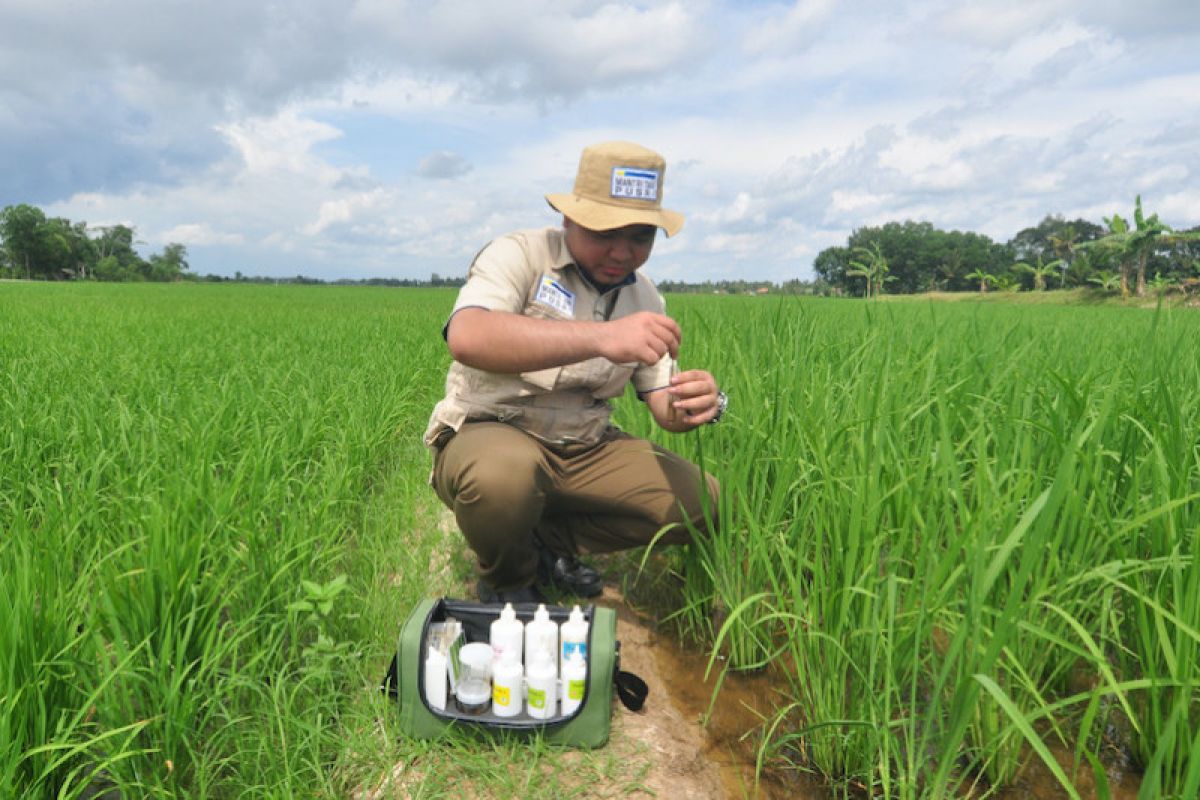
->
[6,198,1197,297]
[815,197,1200,299]
[0,204,191,282]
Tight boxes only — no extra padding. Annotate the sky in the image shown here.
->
[2,0,1198,283]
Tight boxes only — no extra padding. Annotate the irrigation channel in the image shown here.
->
[609,575,1143,800]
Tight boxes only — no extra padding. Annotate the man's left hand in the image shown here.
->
[651,369,722,430]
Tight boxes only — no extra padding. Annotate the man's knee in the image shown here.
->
[455,451,540,509]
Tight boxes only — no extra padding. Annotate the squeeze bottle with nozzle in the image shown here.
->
[489,602,524,665]
[524,604,558,674]
[559,604,589,678]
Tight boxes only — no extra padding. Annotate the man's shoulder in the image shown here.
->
[487,226,562,254]
[473,227,565,275]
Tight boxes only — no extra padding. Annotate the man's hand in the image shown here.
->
[447,308,680,374]
[648,368,721,431]
[596,312,681,367]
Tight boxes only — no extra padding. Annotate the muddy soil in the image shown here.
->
[607,581,1143,800]
[603,585,824,799]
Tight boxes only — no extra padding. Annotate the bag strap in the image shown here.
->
[381,654,399,699]
[614,670,649,711]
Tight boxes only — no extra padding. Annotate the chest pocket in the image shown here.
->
[557,358,634,398]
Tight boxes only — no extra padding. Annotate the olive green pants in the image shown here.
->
[431,422,719,592]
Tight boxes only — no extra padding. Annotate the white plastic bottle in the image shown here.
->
[560,652,587,716]
[524,651,558,720]
[524,604,558,671]
[489,602,524,665]
[491,653,523,718]
[423,645,447,712]
[559,604,589,678]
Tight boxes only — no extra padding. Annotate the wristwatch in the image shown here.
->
[708,390,728,424]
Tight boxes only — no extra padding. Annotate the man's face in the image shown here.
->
[563,219,657,287]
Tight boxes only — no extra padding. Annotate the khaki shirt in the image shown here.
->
[424,226,672,447]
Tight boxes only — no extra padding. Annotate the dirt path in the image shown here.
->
[602,587,728,799]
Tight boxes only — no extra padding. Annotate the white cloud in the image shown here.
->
[7,0,1200,282]
[158,223,245,247]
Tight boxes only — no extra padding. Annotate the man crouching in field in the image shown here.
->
[423,141,726,604]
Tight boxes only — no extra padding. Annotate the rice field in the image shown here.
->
[3,282,1198,798]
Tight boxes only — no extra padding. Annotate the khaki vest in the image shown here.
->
[425,227,670,447]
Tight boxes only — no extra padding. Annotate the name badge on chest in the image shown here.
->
[534,275,576,317]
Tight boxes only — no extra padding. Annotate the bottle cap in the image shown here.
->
[500,602,516,622]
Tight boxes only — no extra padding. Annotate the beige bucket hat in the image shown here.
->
[546,141,685,237]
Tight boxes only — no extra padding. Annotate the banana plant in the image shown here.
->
[964,267,994,294]
[1088,270,1121,292]
[1083,196,1172,297]
[1013,256,1064,291]
[847,242,890,299]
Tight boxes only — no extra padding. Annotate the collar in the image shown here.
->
[548,227,636,295]
[576,266,636,295]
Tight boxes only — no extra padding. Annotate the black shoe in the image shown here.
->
[476,580,546,606]
[537,548,604,598]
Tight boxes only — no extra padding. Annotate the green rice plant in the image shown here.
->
[636,296,1200,798]
[6,281,1200,798]
[1,283,448,797]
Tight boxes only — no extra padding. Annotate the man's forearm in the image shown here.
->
[446,308,606,373]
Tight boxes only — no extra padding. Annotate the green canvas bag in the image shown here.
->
[383,598,647,749]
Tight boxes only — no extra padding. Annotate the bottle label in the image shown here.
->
[528,687,546,710]
[493,685,511,707]
[568,679,585,701]
[562,641,587,661]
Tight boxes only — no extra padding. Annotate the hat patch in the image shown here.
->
[611,167,659,201]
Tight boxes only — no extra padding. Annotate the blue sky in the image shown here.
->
[2,0,1197,282]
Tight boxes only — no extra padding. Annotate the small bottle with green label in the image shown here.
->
[524,651,557,720]
[560,652,587,716]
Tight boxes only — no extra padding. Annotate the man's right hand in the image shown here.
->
[597,312,681,367]
[448,307,680,373]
